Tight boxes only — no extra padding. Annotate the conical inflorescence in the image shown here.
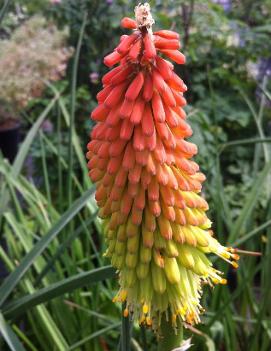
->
[87,3,239,331]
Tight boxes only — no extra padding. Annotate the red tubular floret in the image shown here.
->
[121,17,137,29]
[104,82,127,108]
[102,65,122,85]
[133,125,145,151]
[167,72,186,91]
[145,129,156,151]
[125,71,144,101]
[111,66,133,85]
[154,30,180,40]
[155,121,169,141]
[151,91,165,122]
[120,119,134,140]
[104,51,122,67]
[123,142,135,170]
[91,104,109,122]
[161,84,176,107]
[106,123,121,141]
[160,50,186,64]
[96,85,112,103]
[172,91,186,106]
[128,39,142,61]
[106,105,121,127]
[120,98,134,118]
[143,74,153,101]
[143,33,156,59]
[117,33,139,54]
[152,69,165,93]
[142,104,154,136]
[154,37,180,50]
[156,56,173,81]
[164,59,174,70]
[130,98,145,124]
[93,123,107,139]
[109,139,127,157]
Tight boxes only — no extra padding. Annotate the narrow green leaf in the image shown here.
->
[0,313,26,351]
[219,137,271,154]
[39,131,52,205]
[238,87,270,164]
[257,85,271,102]
[131,338,144,351]
[0,240,69,350]
[69,322,121,350]
[11,325,39,351]
[0,187,95,306]
[0,95,59,218]
[3,266,115,319]
[68,11,88,207]
[12,94,59,177]
[228,162,271,242]
[46,82,92,191]
[233,218,271,246]
[35,213,97,285]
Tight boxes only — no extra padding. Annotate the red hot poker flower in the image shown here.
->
[87,3,239,331]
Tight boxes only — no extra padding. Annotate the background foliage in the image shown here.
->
[0,0,271,350]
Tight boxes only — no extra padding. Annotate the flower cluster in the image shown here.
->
[0,15,73,116]
[87,3,239,331]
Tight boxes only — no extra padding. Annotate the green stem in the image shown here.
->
[121,304,131,351]
[158,314,183,351]
[67,11,87,207]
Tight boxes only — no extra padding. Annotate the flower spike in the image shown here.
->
[87,3,238,332]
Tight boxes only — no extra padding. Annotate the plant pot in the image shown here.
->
[0,118,21,163]
[0,119,21,280]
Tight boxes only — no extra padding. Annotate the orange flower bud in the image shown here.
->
[117,33,139,54]
[128,39,142,61]
[160,49,186,64]
[154,37,180,50]
[104,50,122,67]
[154,30,180,40]
[125,71,144,101]
[143,33,156,59]
[121,17,137,29]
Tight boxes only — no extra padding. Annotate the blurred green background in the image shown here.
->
[0,0,271,350]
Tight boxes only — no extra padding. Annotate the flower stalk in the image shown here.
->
[158,312,183,351]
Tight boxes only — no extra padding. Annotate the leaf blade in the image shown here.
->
[3,266,115,319]
[0,187,95,306]
[0,313,27,351]
[228,162,271,243]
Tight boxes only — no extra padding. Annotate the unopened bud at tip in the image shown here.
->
[134,3,154,30]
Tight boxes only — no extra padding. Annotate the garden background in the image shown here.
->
[0,0,271,350]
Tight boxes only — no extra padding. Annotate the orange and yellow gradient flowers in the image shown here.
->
[87,3,239,331]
